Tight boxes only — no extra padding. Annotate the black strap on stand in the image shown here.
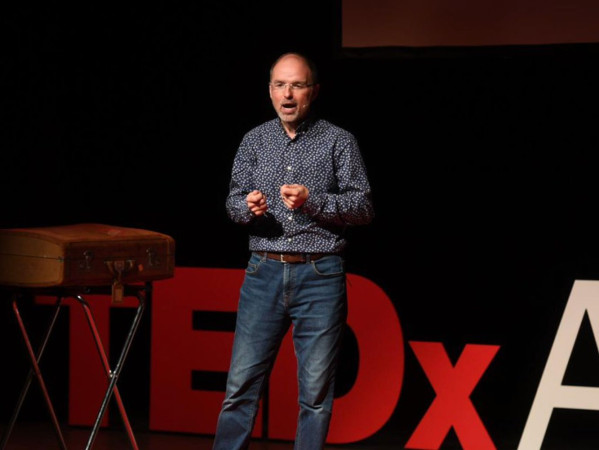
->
[0,283,150,450]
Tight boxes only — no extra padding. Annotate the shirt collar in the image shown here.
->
[276,115,316,138]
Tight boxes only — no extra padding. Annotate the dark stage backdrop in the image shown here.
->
[2,2,599,449]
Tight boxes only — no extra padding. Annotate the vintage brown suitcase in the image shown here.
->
[0,223,175,290]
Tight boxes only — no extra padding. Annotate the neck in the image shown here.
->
[284,127,297,139]
[280,114,312,139]
[281,121,298,139]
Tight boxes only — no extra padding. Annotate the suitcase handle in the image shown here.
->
[105,259,136,276]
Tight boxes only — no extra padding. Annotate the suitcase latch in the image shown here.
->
[79,250,94,270]
[146,248,160,267]
[105,259,135,304]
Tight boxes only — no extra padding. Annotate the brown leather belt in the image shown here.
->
[264,252,327,263]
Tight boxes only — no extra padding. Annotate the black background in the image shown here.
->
[2,2,599,448]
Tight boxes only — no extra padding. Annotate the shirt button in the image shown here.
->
[287,238,292,242]
[287,166,292,171]
[288,216,293,221]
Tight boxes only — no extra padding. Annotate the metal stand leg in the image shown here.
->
[1,283,149,450]
[0,295,67,450]
[79,284,148,450]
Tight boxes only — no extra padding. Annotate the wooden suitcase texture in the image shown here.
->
[0,223,175,288]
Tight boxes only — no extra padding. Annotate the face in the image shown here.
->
[269,54,319,133]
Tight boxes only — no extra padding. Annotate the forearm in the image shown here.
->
[302,189,374,226]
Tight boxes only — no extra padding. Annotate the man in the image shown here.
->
[213,52,374,450]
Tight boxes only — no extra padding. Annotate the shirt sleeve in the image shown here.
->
[225,134,256,225]
[301,133,374,226]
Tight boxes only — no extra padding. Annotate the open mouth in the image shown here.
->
[281,102,297,112]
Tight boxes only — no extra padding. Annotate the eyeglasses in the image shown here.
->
[270,81,314,91]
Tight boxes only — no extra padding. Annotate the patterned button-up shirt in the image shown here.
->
[226,117,374,254]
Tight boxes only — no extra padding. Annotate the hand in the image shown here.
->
[280,184,308,210]
[247,190,268,216]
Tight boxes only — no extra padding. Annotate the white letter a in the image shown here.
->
[519,279,599,449]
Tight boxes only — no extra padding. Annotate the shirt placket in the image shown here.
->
[283,138,299,246]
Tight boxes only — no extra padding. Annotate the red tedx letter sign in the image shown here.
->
[406,342,500,450]
[38,267,401,441]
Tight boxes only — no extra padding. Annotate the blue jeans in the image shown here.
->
[212,252,347,450]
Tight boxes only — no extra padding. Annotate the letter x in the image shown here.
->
[406,341,500,450]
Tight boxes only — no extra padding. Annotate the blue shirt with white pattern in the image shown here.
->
[226,117,374,254]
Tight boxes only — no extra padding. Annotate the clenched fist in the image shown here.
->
[280,184,309,210]
[247,190,268,216]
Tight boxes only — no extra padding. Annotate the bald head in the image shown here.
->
[270,53,319,85]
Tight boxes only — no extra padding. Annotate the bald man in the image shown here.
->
[213,52,374,450]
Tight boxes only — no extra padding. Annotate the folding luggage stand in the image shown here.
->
[0,223,175,449]
[0,283,149,450]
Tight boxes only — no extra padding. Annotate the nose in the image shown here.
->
[282,84,293,97]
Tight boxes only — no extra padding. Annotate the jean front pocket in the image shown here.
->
[245,253,264,275]
[311,255,345,277]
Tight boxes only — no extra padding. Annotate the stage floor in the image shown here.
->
[0,421,400,450]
